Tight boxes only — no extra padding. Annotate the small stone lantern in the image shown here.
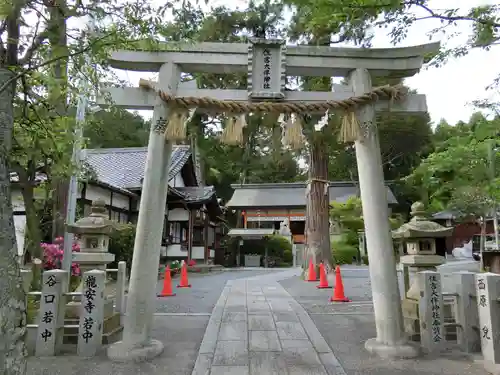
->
[64,199,123,344]
[67,199,116,275]
[66,199,115,311]
[392,201,453,341]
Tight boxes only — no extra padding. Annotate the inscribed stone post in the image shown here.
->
[107,62,180,362]
[115,261,127,317]
[348,68,416,358]
[35,269,69,356]
[454,272,480,353]
[476,273,500,369]
[418,271,444,353]
[78,270,106,357]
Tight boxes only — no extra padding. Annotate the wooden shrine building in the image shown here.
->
[227,181,398,244]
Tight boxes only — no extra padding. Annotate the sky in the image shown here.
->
[115,0,499,126]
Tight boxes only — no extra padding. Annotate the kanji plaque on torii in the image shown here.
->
[101,40,440,363]
[247,38,286,100]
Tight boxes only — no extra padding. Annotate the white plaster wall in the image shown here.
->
[192,246,204,260]
[165,245,213,259]
[112,192,130,210]
[207,226,215,246]
[14,215,26,257]
[85,185,112,205]
[11,187,46,212]
[12,191,24,212]
[166,244,187,257]
[168,208,189,221]
[170,173,185,187]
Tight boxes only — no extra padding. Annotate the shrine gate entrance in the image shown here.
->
[102,39,439,362]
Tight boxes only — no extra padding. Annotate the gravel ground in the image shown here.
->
[28,315,208,375]
[154,269,284,314]
[279,271,488,375]
[280,266,374,314]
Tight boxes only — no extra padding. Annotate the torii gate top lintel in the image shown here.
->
[109,40,440,78]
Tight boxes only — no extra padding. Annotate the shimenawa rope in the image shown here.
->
[139,78,406,145]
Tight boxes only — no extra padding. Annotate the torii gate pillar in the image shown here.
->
[107,62,180,362]
[349,68,418,358]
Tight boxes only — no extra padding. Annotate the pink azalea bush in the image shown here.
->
[41,236,81,276]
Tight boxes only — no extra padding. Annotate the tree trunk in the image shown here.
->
[20,184,43,290]
[0,68,28,375]
[490,255,500,274]
[51,180,68,239]
[305,138,333,278]
[49,0,69,241]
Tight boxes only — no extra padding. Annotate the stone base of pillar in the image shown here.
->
[477,358,500,375]
[107,339,164,362]
[365,338,420,359]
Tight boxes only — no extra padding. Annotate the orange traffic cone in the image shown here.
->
[158,265,176,297]
[177,261,191,288]
[330,266,350,302]
[316,263,331,289]
[306,259,317,282]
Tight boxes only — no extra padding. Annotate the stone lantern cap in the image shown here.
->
[392,201,453,239]
[66,199,114,235]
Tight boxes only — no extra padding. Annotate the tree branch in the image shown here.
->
[414,2,500,29]
[0,31,114,95]
[18,29,50,67]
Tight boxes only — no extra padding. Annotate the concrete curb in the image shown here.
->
[191,284,230,375]
[287,295,347,375]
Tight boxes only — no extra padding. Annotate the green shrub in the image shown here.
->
[362,255,369,265]
[265,235,292,257]
[109,223,136,272]
[283,249,293,263]
[230,234,292,258]
[276,261,292,268]
[332,240,358,265]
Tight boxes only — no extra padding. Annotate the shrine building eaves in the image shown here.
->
[227,181,398,208]
[109,41,440,78]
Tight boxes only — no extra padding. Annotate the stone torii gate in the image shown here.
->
[102,39,439,362]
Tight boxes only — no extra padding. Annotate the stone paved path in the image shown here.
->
[191,268,347,375]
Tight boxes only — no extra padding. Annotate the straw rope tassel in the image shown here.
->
[221,114,246,146]
[165,110,189,142]
[282,114,306,151]
[338,111,361,143]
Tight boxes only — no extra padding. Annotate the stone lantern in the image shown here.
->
[64,199,123,344]
[392,201,453,341]
[67,199,115,275]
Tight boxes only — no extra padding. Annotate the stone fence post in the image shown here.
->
[475,272,500,373]
[35,269,69,356]
[115,261,127,319]
[418,271,445,353]
[454,271,480,353]
[78,270,106,357]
